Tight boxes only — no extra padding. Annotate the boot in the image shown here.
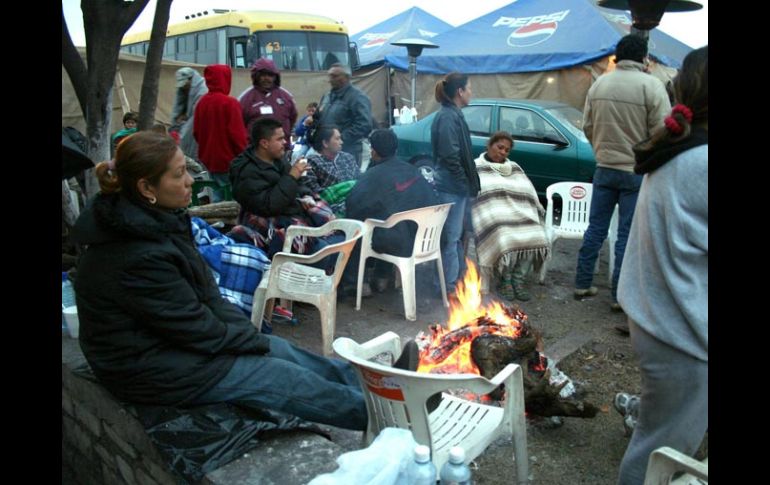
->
[513,281,531,301]
[499,272,515,301]
[511,258,532,301]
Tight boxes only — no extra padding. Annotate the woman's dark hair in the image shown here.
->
[488,131,514,150]
[673,45,708,126]
[634,46,707,154]
[313,124,340,152]
[95,131,178,201]
[434,72,469,104]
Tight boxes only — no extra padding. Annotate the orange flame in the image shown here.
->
[417,259,525,375]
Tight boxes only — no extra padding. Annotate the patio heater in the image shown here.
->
[390,38,439,121]
[597,0,703,40]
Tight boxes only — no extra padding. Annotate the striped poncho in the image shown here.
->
[471,153,549,274]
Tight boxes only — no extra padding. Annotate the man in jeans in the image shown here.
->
[574,35,670,315]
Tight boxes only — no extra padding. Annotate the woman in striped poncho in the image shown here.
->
[471,132,549,301]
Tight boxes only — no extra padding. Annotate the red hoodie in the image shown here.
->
[193,65,248,174]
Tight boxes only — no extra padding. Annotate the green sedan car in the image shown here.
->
[391,98,597,198]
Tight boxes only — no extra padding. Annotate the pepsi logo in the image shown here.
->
[362,37,388,48]
[570,186,587,199]
[494,10,570,48]
[359,32,396,49]
[508,21,557,47]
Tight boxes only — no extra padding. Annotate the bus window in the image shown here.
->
[177,34,195,63]
[196,31,217,65]
[310,32,349,70]
[163,38,176,59]
[231,38,248,68]
[253,32,311,71]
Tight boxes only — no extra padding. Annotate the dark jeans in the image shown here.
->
[194,335,367,430]
[438,191,468,293]
[575,167,642,301]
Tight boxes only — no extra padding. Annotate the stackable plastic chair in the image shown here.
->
[643,446,708,484]
[333,332,529,484]
[356,203,453,321]
[538,182,618,284]
[251,219,365,356]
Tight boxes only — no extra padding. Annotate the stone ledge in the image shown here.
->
[62,336,348,484]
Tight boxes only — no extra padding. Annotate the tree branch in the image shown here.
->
[138,0,174,130]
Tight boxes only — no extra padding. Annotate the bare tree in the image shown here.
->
[61,0,150,198]
[138,0,174,130]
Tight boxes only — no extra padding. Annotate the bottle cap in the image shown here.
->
[448,446,465,464]
[414,444,431,463]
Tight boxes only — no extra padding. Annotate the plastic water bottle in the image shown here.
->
[407,444,437,485]
[62,272,76,335]
[439,446,472,485]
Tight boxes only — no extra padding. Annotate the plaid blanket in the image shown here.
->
[471,155,549,274]
[227,197,336,258]
[191,217,271,317]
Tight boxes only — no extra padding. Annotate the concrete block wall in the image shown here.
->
[62,364,189,485]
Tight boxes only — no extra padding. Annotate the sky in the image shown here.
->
[62,0,708,49]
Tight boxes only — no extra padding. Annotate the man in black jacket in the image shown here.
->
[344,129,439,294]
[317,64,373,167]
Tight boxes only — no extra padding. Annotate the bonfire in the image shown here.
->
[415,261,598,418]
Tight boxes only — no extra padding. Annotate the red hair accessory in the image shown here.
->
[671,104,693,122]
[664,104,693,135]
[664,116,683,135]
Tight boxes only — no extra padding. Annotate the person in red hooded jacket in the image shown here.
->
[194,64,248,201]
[238,58,298,148]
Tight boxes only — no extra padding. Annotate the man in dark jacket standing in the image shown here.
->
[317,64,373,167]
[238,58,298,148]
[194,64,248,201]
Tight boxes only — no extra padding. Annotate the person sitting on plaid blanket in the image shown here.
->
[472,131,549,301]
[229,118,339,259]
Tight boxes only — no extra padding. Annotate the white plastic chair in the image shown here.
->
[538,182,618,284]
[251,219,365,356]
[644,446,708,484]
[356,203,453,321]
[333,332,529,484]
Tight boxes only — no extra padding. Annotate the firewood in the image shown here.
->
[470,329,599,419]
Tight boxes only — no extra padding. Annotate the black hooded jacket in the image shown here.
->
[71,193,270,406]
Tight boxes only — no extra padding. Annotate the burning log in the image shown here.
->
[471,333,598,418]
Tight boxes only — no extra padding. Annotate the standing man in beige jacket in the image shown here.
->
[574,34,671,316]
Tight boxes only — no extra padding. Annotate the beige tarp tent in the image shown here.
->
[385,58,676,123]
[62,50,389,135]
[62,50,672,134]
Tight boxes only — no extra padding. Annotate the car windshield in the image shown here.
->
[545,106,588,143]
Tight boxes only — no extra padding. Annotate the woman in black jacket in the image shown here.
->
[431,72,480,295]
[72,131,366,430]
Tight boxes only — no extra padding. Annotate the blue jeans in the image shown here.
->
[618,320,708,485]
[438,192,468,293]
[575,167,642,301]
[193,335,367,430]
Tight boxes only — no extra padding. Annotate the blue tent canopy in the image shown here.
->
[384,0,692,74]
[352,7,453,69]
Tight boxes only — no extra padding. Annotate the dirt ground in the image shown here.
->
[268,238,667,484]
